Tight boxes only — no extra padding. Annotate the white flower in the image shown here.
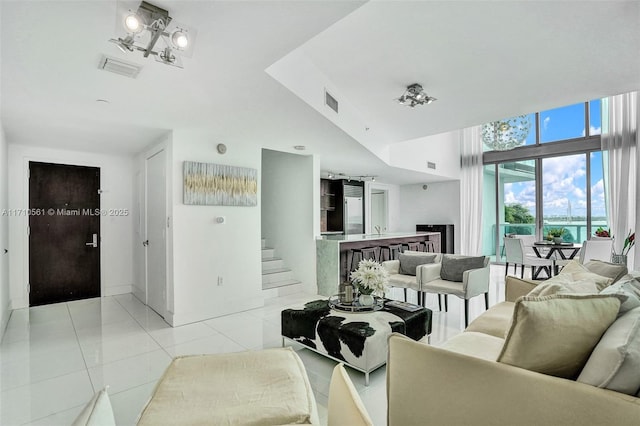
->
[350,259,389,296]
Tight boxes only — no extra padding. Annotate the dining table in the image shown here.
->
[530,241,583,278]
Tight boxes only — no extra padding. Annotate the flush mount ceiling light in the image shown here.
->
[109,1,197,69]
[481,115,532,151]
[397,83,437,108]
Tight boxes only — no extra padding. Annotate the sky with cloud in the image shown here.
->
[502,100,607,222]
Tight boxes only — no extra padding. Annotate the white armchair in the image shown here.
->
[419,255,491,327]
[382,253,442,305]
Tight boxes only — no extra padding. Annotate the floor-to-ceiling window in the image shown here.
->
[481,100,607,261]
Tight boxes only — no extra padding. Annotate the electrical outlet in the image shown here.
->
[217,276,223,286]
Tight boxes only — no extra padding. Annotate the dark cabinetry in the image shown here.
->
[321,179,342,233]
[321,179,364,234]
[416,224,454,254]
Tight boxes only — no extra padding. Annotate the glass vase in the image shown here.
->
[358,294,375,306]
[611,254,627,266]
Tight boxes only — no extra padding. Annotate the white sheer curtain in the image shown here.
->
[601,91,639,270]
[459,126,484,256]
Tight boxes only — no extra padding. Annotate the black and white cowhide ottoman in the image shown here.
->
[281,299,432,385]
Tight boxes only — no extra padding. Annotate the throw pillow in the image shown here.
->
[577,307,640,395]
[72,387,116,426]
[552,260,613,291]
[497,294,620,379]
[440,255,486,282]
[584,260,628,284]
[600,278,640,315]
[526,279,599,297]
[398,254,437,276]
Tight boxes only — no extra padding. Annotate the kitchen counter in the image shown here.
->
[318,232,434,242]
[316,232,441,296]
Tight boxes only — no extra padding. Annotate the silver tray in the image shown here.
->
[328,293,384,313]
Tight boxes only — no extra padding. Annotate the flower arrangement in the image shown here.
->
[350,259,389,296]
[618,230,636,256]
[595,227,611,238]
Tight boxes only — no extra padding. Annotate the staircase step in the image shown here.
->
[262,269,294,284]
[261,248,275,260]
[262,279,301,290]
[261,258,284,272]
[262,267,290,275]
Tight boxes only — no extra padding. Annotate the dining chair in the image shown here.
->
[504,237,555,279]
[579,239,613,264]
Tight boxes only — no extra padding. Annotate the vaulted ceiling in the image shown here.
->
[2,1,639,184]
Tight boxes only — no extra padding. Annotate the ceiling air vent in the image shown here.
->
[98,55,142,78]
[325,90,338,113]
[427,162,436,170]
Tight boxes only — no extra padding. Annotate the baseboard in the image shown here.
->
[164,310,175,326]
[103,284,133,297]
[171,297,263,327]
[0,299,11,342]
[11,298,27,310]
[132,286,146,304]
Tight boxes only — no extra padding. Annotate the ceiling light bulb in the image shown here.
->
[124,14,142,33]
[172,31,189,48]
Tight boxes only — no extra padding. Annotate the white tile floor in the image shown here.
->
[0,266,507,426]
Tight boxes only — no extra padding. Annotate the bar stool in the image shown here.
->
[423,240,436,253]
[403,242,423,252]
[379,243,403,262]
[349,247,379,272]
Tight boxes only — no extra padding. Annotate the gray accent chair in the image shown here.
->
[419,255,491,327]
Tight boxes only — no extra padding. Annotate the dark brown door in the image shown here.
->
[29,162,100,306]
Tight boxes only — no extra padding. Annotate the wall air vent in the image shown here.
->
[325,90,339,113]
[98,55,142,79]
[427,162,436,170]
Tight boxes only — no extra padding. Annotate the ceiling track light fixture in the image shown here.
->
[397,83,437,107]
[327,172,377,182]
[109,1,197,69]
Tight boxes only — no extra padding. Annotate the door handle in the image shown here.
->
[85,233,98,248]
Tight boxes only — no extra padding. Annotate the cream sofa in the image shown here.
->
[386,261,640,426]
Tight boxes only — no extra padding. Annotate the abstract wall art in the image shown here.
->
[183,161,258,206]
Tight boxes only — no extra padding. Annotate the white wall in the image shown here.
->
[399,181,461,253]
[8,145,135,308]
[389,130,462,180]
[169,129,263,326]
[0,124,9,338]
[261,149,317,294]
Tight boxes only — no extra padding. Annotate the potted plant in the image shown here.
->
[547,228,565,244]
